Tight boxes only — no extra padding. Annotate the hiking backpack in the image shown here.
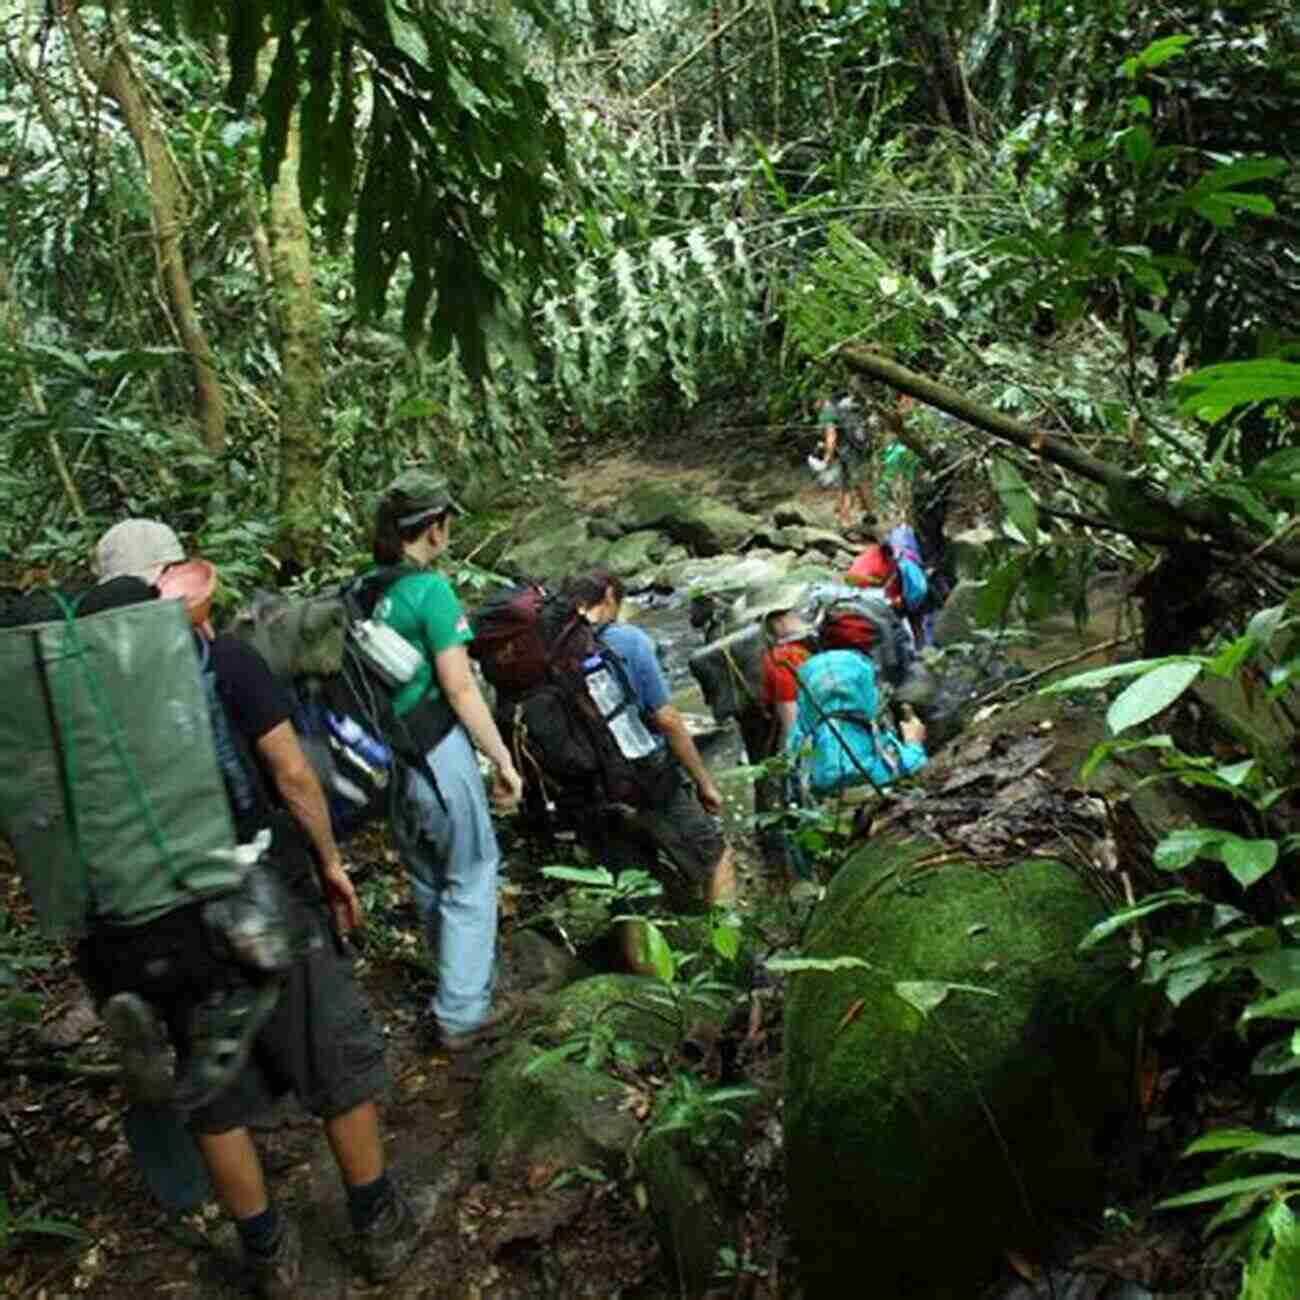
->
[470,583,676,809]
[884,523,929,613]
[230,568,455,838]
[814,590,910,688]
[836,397,871,450]
[0,592,245,939]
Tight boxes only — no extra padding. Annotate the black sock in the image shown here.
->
[235,1204,282,1257]
[347,1172,395,1230]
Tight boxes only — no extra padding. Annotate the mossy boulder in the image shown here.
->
[480,974,729,1183]
[501,519,610,583]
[479,1040,640,1182]
[605,529,670,578]
[784,839,1131,1297]
[615,484,759,556]
[637,1127,739,1295]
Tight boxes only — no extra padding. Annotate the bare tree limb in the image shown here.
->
[838,345,1300,578]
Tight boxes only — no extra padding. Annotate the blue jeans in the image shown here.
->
[391,726,499,1034]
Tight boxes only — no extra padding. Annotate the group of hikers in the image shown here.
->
[0,398,956,1291]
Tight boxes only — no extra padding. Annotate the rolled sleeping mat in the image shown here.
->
[688,622,766,724]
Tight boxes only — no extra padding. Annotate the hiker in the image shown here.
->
[370,470,525,1051]
[755,584,817,747]
[785,647,929,799]
[845,538,902,606]
[83,520,422,1295]
[750,585,818,883]
[565,571,736,967]
[817,393,873,527]
[882,395,957,617]
[883,523,932,646]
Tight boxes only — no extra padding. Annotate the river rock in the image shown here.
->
[655,552,793,595]
[771,498,837,529]
[784,840,1130,1296]
[949,525,999,579]
[931,578,988,645]
[501,519,611,583]
[615,483,760,556]
[605,529,670,578]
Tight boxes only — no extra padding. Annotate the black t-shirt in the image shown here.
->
[209,634,292,750]
[206,634,316,881]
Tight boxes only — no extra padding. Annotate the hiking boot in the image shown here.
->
[174,980,282,1113]
[245,1216,301,1300]
[102,992,175,1105]
[425,994,527,1054]
[356,1185,427,1283]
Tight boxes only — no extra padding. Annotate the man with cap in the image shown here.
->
[89,519,426,1295]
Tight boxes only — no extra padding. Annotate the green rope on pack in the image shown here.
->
[49,591,187,920]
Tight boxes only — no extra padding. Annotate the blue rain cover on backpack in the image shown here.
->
[784,650,927,797]
[886,524,929,612]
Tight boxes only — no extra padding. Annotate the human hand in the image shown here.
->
[900,706,927,747]
[320,859,362,935]
[696,777,724,814]
[491,762,524,809]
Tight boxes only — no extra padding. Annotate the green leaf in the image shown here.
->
[1107,662,1202,734]
[1166,963,1219,1006]
[1121,125,1153,168]
[974,555,1027,628]
[894,981,996,1015]
[712,921,741,962]
[766,956,873,974]
[1243,1198,1300,1298]
[1079,735,1175,783]
[1221,838,1279,889]
[1242,989,1300,1026]
[990,459,1038,541]
[1041,658,1196,695]
[642,923,676,983]
[1155,828,1224,871]
[1177,361,1300,416]
[542,865,615,887]
[1252,1040,1300,1078]
[1184,1126,1285,1154]
[1078,890,1203,950]
[1156,1173,1300,1210]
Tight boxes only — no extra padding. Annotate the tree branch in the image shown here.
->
[838,345,1300,578]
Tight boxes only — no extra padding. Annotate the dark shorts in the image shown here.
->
[79,890,388,1134]
[571,764,725,910]
[190,896,388,1133]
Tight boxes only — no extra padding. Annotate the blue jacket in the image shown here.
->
[785,650,927,796]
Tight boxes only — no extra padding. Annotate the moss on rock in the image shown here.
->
[784,839,1131,1296]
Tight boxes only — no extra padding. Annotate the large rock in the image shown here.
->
[784,839,1130,1296]
[655,552,793,595]
[605,529,670,578]
[615,483,760,556]
[481,974,730,1183]
[501,519,611,583]
[931,578,987,645]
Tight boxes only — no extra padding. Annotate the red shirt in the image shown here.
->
[846,544,902,607]
[761,640,814,711]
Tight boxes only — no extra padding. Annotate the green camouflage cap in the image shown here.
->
[385,469,464,525]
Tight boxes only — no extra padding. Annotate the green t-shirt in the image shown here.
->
[374,570,472,716]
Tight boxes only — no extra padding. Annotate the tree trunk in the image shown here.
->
[60,2,227,454]
[266,86,327,575]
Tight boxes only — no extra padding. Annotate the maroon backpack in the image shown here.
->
[469,584,675,809]
[469,583,593,691]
